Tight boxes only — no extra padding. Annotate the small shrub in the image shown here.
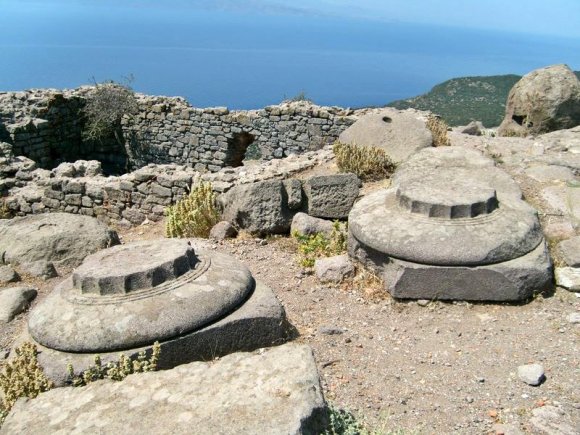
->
[165,181,220,238]
[82,78,139,144]
[284,91,312,103]
[0,200,12,219]
[333,142,396,181]
[0,342,54,424]
[67,341,160,387]
[426,114,451,147]
[292,221,347,267]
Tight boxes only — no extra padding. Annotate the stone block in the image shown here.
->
[283,178,303,210]
[557,236,580,267]
[1,344,326,435]
[303,173,359,219]
[354,241,553,301]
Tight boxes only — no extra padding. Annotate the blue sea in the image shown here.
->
[1,1,579,109]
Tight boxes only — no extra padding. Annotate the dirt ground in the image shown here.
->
[1,150,579,434]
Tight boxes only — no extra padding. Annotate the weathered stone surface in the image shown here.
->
[529,406,578,435]
[348,147,552,301]
[20,260,57,279]
[219,180,293,235]
[491,423,524,435]
[291,212,334,236]
[351,239,552,301]
[1,344,328,435]
[303,174,359,219]
[0,264,19,284]
[555,267,580,291]
[349,181,542,266]
[498,64,580,136]
[460,121,484,136]
[517,363,545,386]
[25,278,293,386]
[557,236,580,267]
[0,213,119,270]
[525,164,575,183]
[284,178,303,210]
[209,220,238,240]
[338,108,432,163]
[315,255,354,283]
[29,242,254,353]
[0,286,37,323]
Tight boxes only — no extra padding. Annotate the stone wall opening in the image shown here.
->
[225,132,256,167]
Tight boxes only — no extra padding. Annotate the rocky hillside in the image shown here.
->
[387,71,580,127]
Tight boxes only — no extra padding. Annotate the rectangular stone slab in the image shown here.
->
[0,344,328,435]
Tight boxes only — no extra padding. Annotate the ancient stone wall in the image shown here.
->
[0,88,357,174]
[0,89,127,175]
[3,148,334,225]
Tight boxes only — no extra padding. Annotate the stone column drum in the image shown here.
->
[348,147,553,301]
[24,239,294,385]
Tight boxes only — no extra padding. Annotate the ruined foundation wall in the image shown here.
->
[0,88,357,173]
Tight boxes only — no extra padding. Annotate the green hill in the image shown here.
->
[387,71,580,128]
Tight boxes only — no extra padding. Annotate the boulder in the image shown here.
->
[338,108,432,163]
[460,121,484,136]
[291,212,334,236]
[0,286,37,323]
[303,174,359,219]
[557,236,580,267]
[209,221,238,240]
[219,180,293,236]
[0,213,120,270]
[1,344,328,435]
[0,264,19,284]
[498,64,580,136]
[315,255,354,283]
[20,260,58,279]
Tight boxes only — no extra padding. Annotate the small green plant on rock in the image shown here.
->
[333,142,396,181]
[426,114,451,147]
[66,341,160,387]
[0,342,54,425]
[292,221,347,267]
[165,181,220,238]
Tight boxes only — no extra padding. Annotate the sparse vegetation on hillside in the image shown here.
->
[388,71,580,127]
[387,74,521,127]
[333,142,396,181]
[165,181,220,238]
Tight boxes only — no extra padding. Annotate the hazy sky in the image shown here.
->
[4,0,580,39]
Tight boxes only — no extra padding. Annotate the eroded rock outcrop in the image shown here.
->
[498,64,580,136]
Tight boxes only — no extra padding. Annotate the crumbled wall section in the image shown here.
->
[121,95,356,171]
[0,88,357,173]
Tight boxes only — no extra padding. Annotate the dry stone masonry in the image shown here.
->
[0,87,357,174]
[348,147,553,301]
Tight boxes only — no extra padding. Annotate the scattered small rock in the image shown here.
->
[21,260,58,280]
[557,236,580,267]
[555,267,580,291]
[318,326,344,335]
[0,286,38,323]
[417,299,430,307]
[314,254,354,283]
[209,221,238,240]
[0,264,20,284]
[517,363,545,386]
